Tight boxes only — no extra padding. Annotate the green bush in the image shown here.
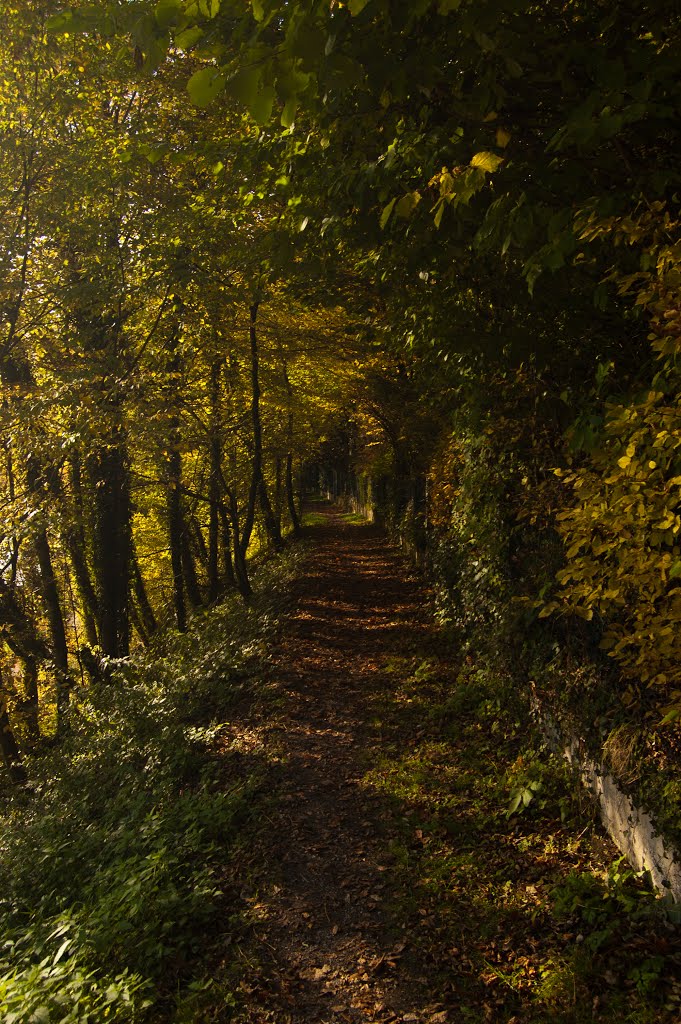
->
[0,550,299,1022]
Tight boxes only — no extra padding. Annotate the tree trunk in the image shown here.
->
[68,456,99,647]
[282,364,302,537]
[181,527,202,608]
[131,542,157,638]
[218,497,236,589]
[0,675,27,785]
[274,456,283,532]
[168,445,187,633]
[286,453,302,538]
[240,301,283,556]
[33,526,70,723]
[208,359,222,603]
[229,489,252,599]
[90,435,132,658]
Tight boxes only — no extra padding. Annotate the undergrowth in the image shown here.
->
[366,654,681,1022]
[0,548,301,1023]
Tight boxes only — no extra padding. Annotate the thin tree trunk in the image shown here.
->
[33,526,70,722]
[0,673,27,784]
[283,364,302,537]
[218,497,236,589]
[90,435,132,658]
[131,543,157,637]
[240,301,283,555]
[286,452,302,537]
[229,489,252,599]
[25,453,71,724]
[208,359,222,602]
[17,656,40,742]
[181,527,202,608]
[129,598,149,647]
[274,456,283,532]
[68,456,99,647]
[168,444,186,632]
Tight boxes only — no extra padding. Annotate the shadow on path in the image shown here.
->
[230,507,446,1024]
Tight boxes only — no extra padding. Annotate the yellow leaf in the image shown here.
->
[470,151,504,173]
[496,127,512,148]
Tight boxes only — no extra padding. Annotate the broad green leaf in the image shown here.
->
[380,197,397,229]
[187,66,226,107]
[46,11,73,33]
[252,0,265,20]
[395,191,421,218]
[224,66,261,107]
[470,151,504,173]
[155,0,183,29]
[348,0,371,14]
[249,85,275,124]
[277,65,311,103]
[52,938,71,964]
[174,26,204,49]
[505,56,523,77]
[669,560,681,579]
[433,198,446,229]
[496,127,512,148]
[185,0,219,16]
[281,97,297,128]
[288,22,326,62]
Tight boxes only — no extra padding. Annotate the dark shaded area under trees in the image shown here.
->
[1,0,681,1019]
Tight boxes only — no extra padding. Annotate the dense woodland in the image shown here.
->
[1,0,681,1020]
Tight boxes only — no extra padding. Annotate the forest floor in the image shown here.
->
[202,505,681,1024]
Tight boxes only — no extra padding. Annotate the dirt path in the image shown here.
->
[231,508,446,1024]
[222,507,680,1024]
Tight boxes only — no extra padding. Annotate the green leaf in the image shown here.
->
[52,938,71,964]
[504,56,523,77]
[380,197,397,229]
[348,0,371,14]
[669,560,681,579]
[249,85,275,124]
[470,151,504,173]
[224,66,261,107]
[281,97,297,128]
[46,11,73,33]
[174,26,204,49]
[252,0,265,20]
[155,0,183,29]
[187,66,226,107]
[395,191,422,218]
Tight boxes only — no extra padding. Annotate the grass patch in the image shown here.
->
[301,511,328,527]
[340,511,368,525]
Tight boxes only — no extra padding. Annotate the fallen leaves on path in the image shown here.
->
[210,507,681,1024]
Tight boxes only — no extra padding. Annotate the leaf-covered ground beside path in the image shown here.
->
[196,506,681,1024]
